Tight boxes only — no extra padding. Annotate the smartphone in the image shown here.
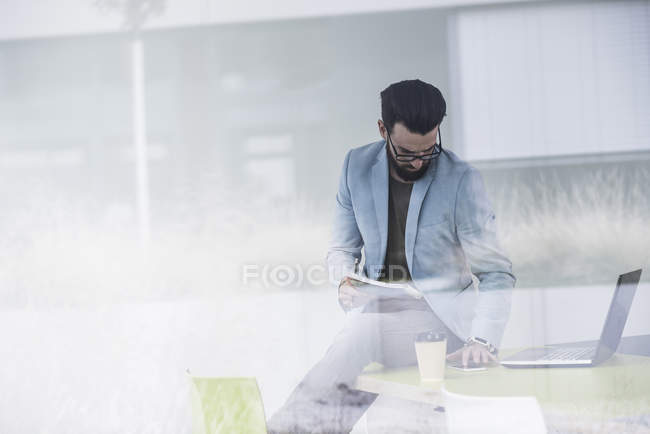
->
[447,359,488,371]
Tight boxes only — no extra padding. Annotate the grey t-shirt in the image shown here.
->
[364,173,431,313]
[382,175,413,281]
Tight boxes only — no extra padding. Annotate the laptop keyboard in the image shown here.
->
[539,347,595,361]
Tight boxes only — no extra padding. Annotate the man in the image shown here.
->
[268,79,514,433]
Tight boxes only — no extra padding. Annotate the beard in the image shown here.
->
[387,150,430,182]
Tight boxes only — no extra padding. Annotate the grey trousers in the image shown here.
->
[267,306,462,434]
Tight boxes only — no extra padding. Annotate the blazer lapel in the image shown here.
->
[405,158,439,272]
[371,145,389,279]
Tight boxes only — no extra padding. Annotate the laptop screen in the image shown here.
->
[594,269,642,363]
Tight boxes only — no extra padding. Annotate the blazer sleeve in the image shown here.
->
[454,167,515,348]
[326,150,364,287]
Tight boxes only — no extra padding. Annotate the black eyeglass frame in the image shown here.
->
[385,126,443,162]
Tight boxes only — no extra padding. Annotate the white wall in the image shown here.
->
[0,0,542,41]
[451,0,650,161]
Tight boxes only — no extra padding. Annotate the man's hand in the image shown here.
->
[338,277,376,309]
[447,343,497,367]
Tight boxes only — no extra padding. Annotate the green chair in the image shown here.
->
[188,371,268,434]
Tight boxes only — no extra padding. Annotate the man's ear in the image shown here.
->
[378,119,387,140]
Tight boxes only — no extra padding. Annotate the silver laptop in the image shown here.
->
[501,269,642,368]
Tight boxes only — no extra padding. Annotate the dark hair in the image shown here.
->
[380,79,446,135]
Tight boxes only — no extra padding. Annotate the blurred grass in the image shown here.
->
[2,160,648,307]
[0,178,332,308]
[489,164,650,288]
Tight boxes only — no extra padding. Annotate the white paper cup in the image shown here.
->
[415,331,447,382]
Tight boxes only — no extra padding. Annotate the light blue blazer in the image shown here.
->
[327,140,515,348]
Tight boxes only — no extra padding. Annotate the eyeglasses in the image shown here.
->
[386,126,442,162]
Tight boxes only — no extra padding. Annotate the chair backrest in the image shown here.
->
[441,386,547,434]
[188,374,267,434]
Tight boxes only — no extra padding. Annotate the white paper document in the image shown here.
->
[345,273,423,299]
